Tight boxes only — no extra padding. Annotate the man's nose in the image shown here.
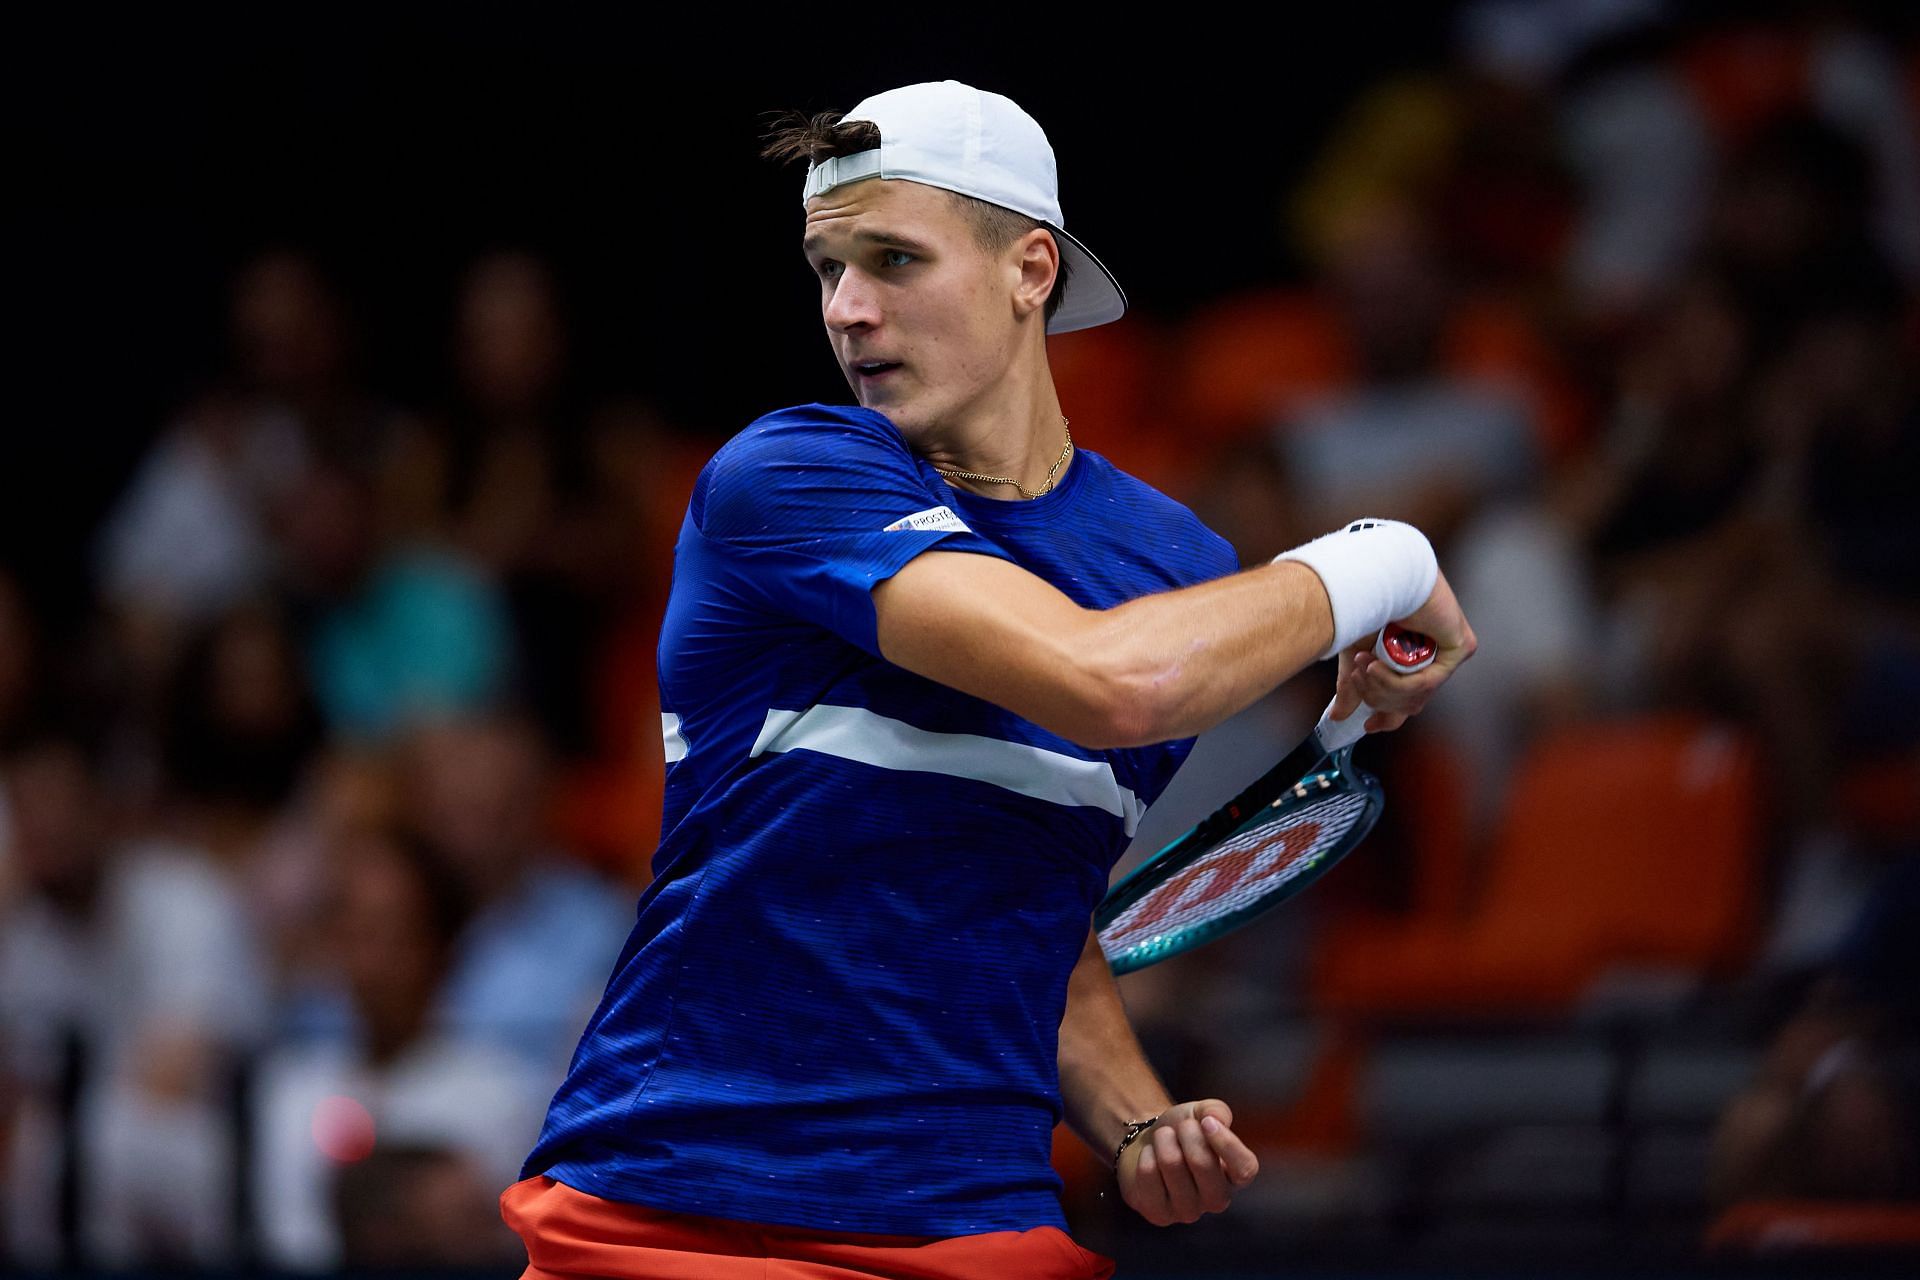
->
[823,268,881,332]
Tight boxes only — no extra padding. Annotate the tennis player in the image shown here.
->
[500,79,1475,1279]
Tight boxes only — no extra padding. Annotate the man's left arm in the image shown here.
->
[1057,927,1260,1225]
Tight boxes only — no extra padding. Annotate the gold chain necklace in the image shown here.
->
[932,416,1072,500]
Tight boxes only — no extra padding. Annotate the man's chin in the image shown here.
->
[871,402,929,442]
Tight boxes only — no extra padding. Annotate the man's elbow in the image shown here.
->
[1071,662,1179,750]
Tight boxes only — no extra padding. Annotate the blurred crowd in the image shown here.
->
[1082,0,1920,1247]
[5,1,1920,1270]
[0,248,674,1267]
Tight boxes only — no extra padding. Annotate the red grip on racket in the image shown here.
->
[1318,623,1439,752]
[1373,622,1436,674]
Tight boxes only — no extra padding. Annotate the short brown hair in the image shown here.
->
[761,108,1073,327]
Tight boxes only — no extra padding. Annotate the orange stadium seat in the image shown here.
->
[1442,297,1593,461]
[550,606,667,886]
[549,439,711,884]
[1170,290,1354,444]
[1679,23,1813,149]
[1311,717,1763,1017]
[1838,750,1920,845]
[1395,734,1476,923]
[1047,314,1193,496]
[1707,1200,1920,1254]
[1171,288,1589,467]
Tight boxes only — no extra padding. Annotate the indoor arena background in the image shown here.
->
[6,2,1920,1275]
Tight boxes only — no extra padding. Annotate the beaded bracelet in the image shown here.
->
[1113,1114,1162,1172]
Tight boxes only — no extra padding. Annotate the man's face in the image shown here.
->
[803,177,1026,440]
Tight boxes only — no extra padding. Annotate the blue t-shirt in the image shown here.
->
[521,403,1238,1235]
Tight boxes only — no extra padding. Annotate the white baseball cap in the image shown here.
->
[801,80,1127,335]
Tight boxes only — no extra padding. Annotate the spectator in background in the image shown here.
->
[1677,5,1920,288]
[1555,112,1920,975]
[1564,117,1906,835]
[1745,293,1920,971]
[1276,203,1598,830]
[0,569,39,753]
[333,1143,523,1269]
[260,749,409,1044]
[1550,2,1920,327]
[1702,114,1898,362]
[0,569,41,875]
[1800,307,1920,764]
[379,254,689,875]
[0,723,269,1267]
[280,457,516,746]
[1288,0,1599,293]
[383,252,625,761]
[92,251,400,754]
[1554,11,1716,326]
[1278,200,1543,547]
[400,714,632,1075]
[251,826,547,1270]
[539,397,690,879]
[1710,854,1920,1207]
[154,602,334,988]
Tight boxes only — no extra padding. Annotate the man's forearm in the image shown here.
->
[877,553,1335,750]
[1083,558,1333,745]
[1057,926,1174,1161]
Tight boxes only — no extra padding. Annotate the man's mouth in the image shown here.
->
[854,361,902,381]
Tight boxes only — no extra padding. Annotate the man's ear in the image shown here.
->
[1012,228,1060,321]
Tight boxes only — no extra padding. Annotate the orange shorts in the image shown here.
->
[500,1174,1117,1280]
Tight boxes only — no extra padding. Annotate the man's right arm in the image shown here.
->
[872,548,1474,750]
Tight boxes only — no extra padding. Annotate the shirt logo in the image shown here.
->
[883,505,971,533]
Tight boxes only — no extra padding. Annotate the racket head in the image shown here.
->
[1096,752,1384,974]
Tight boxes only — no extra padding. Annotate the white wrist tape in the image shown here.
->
[1273,518,1439,660]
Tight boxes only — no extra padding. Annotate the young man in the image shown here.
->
[500,80,1475,1279]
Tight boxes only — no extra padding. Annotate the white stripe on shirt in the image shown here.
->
[749,704,1143,836]
[662,713,688,764]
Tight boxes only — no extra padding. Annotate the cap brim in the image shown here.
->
[1045,225,1127,335]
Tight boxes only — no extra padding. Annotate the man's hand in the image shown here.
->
[1116,1099,1260,1226]
[1329,568,1478,734]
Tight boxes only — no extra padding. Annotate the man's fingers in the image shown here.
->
[1190,1099,1235,1130]
[1151,1124,1202,1222]
[1173,1115,1234,1213]
[1399,569,1476,660]
[1201,1115,1261,1187]
[1127,1102,1258,1227]
[1352,653,1442,725]
[1329,649,1364,721]
[1131,1142,1172,1225]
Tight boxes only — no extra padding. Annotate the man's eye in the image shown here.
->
[883,249,914,267]
[816,260,841,280]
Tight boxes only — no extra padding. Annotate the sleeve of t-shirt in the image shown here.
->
[692,403,1015,657]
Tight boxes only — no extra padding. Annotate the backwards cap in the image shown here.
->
[802,80,1127,335]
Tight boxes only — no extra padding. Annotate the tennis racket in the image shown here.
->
[1096,623,1437,974]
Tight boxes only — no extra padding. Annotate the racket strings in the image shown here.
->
[1100,790,1373,955]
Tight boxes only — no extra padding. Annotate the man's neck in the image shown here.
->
[918,363,1071,500]
[931,425,1072,500]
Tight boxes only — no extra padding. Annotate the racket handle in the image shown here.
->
[1315,623,1436,752]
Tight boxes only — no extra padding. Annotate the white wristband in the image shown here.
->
[1272,518,1439,660]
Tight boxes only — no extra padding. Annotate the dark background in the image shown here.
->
[8,4,1920,1272]
[7,6,1459,615]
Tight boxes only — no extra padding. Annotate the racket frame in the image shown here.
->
[1094,622,1435,974]
[1096,739,1382,974]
